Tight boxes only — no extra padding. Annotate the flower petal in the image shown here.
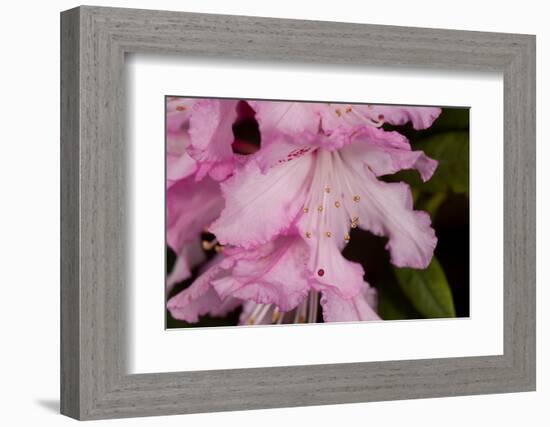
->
[320,284,380,322]
[346,127,437,182]
[339,151,437,268]
[166,98,195,133]
[167,260,240,323]
[166,99,197,184]
[253,131,315,172]
[209,154,314,248]
[211,236,311,311]
[166,176,224,253]
[188,99,239,180]
[295,149,366,298]
[308,242,366,298]
[317,104,368,138]
[167,150,197,187]
[166,238,205,293]
[249,100,321,137]
[360,105,442,130]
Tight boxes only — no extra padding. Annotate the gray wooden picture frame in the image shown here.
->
[60,5,536,420]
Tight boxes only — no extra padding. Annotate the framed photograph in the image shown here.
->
[60,6,536,420]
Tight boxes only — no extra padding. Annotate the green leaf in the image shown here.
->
[421,192,446,217]
[419,131,469,194]
[375,267,422,320]
[377,282,422,320]
[393,258,456,318]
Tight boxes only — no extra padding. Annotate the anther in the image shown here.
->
[344,234,351,242]
[317,206,323,213]
[202,240,216,251]
[334,201,341,208]
[353,195,361,202]
[305,232,312,239]
[325,231,332,238]
[303,207,309,213]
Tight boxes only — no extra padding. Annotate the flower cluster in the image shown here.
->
[166,97,441,325]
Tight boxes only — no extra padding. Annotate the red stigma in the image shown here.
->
[317,269,325,277]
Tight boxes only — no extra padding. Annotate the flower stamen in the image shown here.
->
[308,291,319,323]
[201,238,218,251]
[271,307,280,322]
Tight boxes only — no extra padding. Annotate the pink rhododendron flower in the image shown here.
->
[207,102,440,318]
[167,99,442,324]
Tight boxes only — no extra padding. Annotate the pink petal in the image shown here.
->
[249,100,321,137]
[166,107,197,185]
[320,285,380,322]
[166,98,195,133]
[308,241,366,298]
[253,131,315,172]
[294,149,365,298]
[211,236,311,311]
[166,238,205,293]
[347,127,437,182]
[316,104,437,143]
[167,151,197,187]
[339,152,437,268]
[317,104,368,138]
[194,158,235,182]
[359,105,442,130]
[188,99,239,180]
[166,176,224,253]
[209,154,314,248]
[167,260,240,323]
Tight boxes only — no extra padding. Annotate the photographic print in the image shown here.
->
[165,97,469,328]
